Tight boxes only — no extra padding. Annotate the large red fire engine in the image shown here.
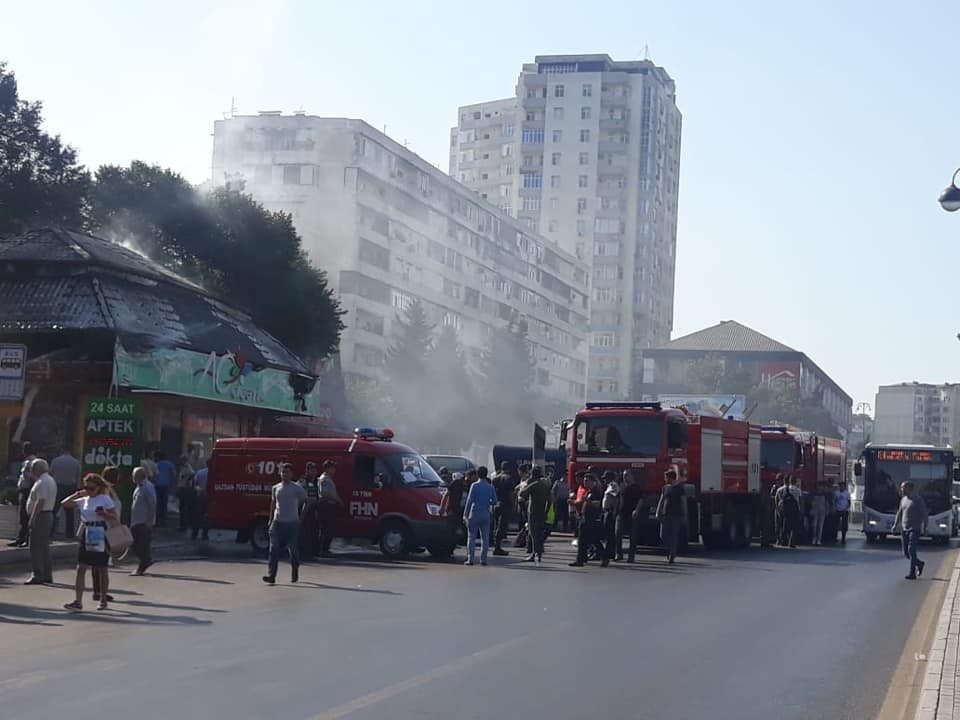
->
[561,402,761,548]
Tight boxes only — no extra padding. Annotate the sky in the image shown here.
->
[3,0,959,412]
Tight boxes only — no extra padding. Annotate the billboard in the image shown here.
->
[759,361,801,390]
[658,394,747,420]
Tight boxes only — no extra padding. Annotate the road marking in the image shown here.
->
[875,547,957,720]
[307,622,571,720]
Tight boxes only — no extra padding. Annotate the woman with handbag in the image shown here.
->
[61,473,118,612]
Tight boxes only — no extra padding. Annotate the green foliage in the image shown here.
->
[0,63,90,234]
[384,299,433,392]
[87,162,343,358]
[344,376,398,430]
[480,316,537,439]
[683,356,841,437]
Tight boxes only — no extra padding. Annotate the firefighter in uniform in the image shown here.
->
[569,473,606,567]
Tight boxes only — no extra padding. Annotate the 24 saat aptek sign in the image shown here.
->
[82,398,142,475]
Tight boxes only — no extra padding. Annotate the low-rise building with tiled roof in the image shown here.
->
[641,320,852,432]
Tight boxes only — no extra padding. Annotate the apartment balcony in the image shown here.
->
[599,117,629,130]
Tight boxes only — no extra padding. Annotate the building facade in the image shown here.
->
[212,115,589,410]
[451,54,682,400]
[641,321,853,433]
[874,383,960,448]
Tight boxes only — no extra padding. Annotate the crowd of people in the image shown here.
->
[767,474,851,548]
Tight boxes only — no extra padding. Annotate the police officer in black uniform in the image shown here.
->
[298,461,321,558]
[569,473,606,567]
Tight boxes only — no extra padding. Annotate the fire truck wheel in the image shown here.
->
[864,533,877,544]
[379,520,413,560]
[250,519,270,555]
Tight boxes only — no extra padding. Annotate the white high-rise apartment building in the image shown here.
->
[212,115,589,410]
[452,54,682,400]
[874,383,960,448]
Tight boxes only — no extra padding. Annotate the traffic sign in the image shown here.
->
[0,344,27,401]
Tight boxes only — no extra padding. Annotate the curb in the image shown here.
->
[916,554,960,720]
[0,543,77,567]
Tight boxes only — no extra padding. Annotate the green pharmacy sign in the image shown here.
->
[113,343,320,416]
[83,398,142,474]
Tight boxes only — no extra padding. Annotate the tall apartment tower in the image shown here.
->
[451,54,682,400]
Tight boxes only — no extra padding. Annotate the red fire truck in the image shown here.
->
[562,402,761,549]
[760,426,847,541]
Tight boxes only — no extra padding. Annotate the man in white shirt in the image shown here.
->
[25,458,57,585]
[50,447,82,538]
[833,483,852,544]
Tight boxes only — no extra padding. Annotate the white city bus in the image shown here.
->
[855,443,956,544]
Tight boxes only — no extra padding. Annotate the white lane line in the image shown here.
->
[307,621,572,720]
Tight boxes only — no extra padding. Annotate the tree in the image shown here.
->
[344,376,398,430]
[383,299,434,443]
[682,356,841,436]
[0,63,90,233]
[87,162,343,358]
[423,325,478,452]
[479,315,537,441]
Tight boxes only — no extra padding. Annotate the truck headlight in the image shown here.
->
[426,503,441,517]
[868,519,878,526]
[939,523,948,529]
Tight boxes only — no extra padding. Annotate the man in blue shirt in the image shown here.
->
[154,452,177,528]
[463,466,497,566]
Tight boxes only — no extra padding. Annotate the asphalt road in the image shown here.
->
[0,534,952,720]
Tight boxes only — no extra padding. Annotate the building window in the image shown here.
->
[499,184,511,198]
[582,83,593,97]
[522,127,544,144]
[592,332,616,347]
[579,152,590,165]
[553,107,564,121]
[578,175,589,188]
[551,152,561,166]
[581,106,592,120]
[549,196,559,209]
[554,84,565,98]
[473,111,482,120]
[501,144,513,158]
[576,220,586,236]
[502,123,515,137]
[522,173,542,189]
[580,129,590,143]
[552,129,563,143]
[526,111,536,122]
[522,196,540,211]
[548,219,559,233]
[577,197,587,213]
[550,175,560,188]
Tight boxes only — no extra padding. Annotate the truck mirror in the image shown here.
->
[954,467,960,482]
[854,462,863,477]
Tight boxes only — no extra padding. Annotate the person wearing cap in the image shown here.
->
[569,473,607,567]
[655,467,687,564]
[601,471,620,562]
[298,462,321,557]
[518,466,551,563]
[617,469,643,562]
[316,460,342,558]
[492,461,515,556]
[440,470,468,557]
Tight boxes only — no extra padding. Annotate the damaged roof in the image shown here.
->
[0,227,311,373]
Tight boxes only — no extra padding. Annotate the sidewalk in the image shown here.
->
[916,553,960,720]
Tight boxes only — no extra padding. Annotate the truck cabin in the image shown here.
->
[566,404,689,491]
[760,426,804,477]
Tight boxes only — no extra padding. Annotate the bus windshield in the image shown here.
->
[865,460,951,514]
[575,415,664,456]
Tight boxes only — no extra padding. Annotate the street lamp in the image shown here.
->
[939,169,960,212]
